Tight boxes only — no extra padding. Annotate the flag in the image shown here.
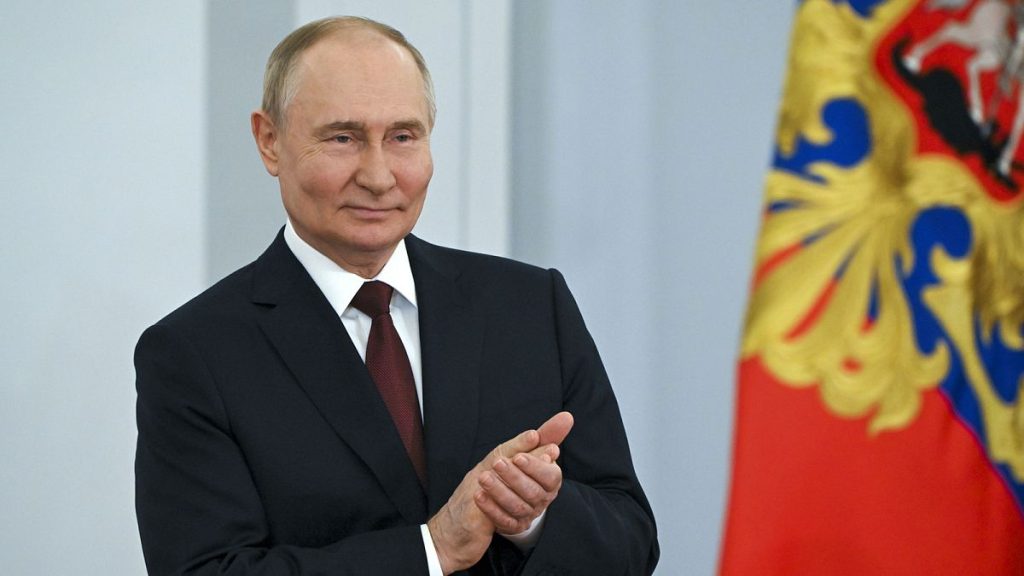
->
[720,0,1024,573]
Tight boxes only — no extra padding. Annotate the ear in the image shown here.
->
[251,110,281,176]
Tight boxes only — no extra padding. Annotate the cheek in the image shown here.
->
[398,156,433,198]
[295,161,352,201]
[281,166,348,225]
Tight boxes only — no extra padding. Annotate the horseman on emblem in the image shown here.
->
[903,0,1024,183]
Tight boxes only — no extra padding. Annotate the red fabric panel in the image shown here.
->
[720,357,1024,575]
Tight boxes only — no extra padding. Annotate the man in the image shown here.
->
[135,16,658,576]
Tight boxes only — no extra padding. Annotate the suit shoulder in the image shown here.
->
[148,261,257,335]
[408,236,551,284]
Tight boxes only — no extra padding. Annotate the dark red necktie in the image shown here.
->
[350,281,427,486]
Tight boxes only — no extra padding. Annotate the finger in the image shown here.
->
[536,411,574,447]
[510,452,563,493]
[478,465,536,519]
[489,455,558,508]
[474,491,533,535]
[487,428,541,466]
[527,443,559,463]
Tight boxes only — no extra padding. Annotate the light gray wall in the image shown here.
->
[0,1,205,574]
[511,2,792,574]
[206,1,295,280]
[0,2,792,575]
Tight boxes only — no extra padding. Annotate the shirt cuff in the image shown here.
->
[500,509,547,550]
[421,524,444,576]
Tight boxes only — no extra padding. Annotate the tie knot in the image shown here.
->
[351,281,394,318]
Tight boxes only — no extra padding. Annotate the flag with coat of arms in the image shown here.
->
[720,0,1024,573]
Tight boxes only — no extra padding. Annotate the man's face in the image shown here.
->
[263,32,433,274]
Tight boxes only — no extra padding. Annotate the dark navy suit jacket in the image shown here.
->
[135,231,658,575]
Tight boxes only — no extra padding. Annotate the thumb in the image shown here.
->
[537,411,574,447]
[487,412,574,467]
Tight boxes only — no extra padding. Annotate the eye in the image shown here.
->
[333,134,353,144]
[393,133,413,143]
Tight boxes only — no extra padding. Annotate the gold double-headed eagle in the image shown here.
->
[743,0,1024,480]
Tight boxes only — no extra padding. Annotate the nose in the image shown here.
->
[354,144,397,195]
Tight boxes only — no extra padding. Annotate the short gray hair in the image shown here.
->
[261,16,436,127]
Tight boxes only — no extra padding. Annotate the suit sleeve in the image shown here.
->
[134,323,430,576]
[519,270,659,575]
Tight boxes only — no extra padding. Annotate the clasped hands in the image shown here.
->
[428,411,574,575]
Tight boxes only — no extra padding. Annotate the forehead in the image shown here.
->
[288,31,428,123]
[301,29,415,77]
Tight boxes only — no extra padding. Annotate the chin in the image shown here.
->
[341,233,405,254]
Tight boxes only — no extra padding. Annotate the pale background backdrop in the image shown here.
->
[0,1,791,574]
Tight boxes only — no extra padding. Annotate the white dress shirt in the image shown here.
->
[283,222,542,575]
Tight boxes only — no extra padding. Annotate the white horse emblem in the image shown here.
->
[904,0,1024,178]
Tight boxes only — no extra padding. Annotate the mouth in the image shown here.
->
[344,206,398,220]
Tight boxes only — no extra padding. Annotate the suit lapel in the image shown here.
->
[250,232,427,523]
[407,237,484,513]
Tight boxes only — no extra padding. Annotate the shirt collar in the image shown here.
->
[283,220,418,317]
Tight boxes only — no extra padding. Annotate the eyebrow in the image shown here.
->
[390,119,427,134]
[315,120,363,138]
[315,119,427,138]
